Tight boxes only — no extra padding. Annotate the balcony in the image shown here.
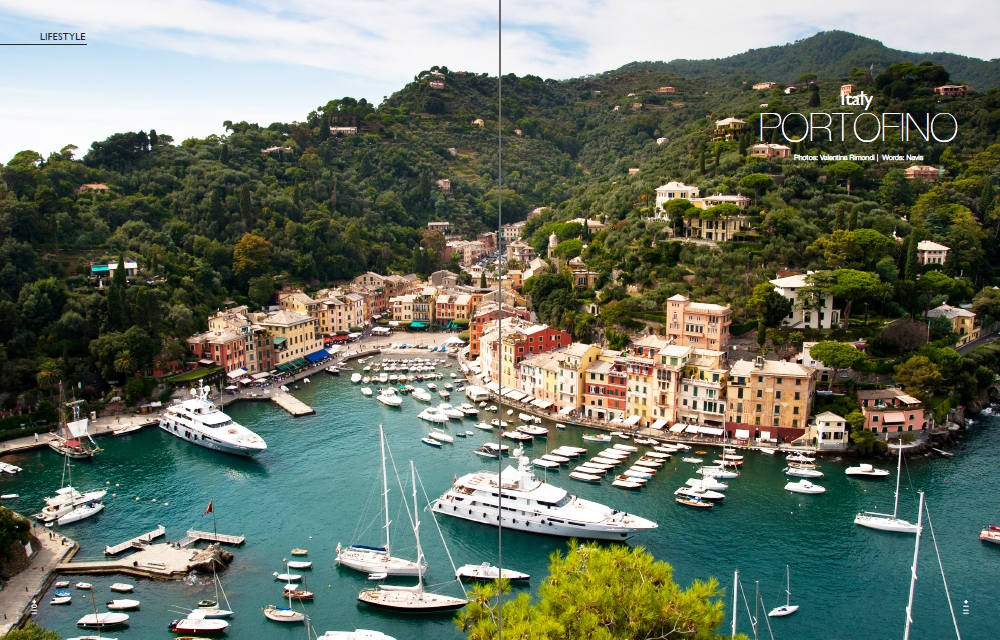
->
[682,377,723,388]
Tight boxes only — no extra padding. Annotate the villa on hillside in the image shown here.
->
[750,143,792,160]
[769,273,839,329]
[916,240,949,265]
[927,304,979,347]
[713,117,746,141]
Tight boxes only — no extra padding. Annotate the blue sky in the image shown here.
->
[1,0,997,163]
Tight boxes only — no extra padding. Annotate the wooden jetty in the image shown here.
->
[104,525,166,555]
[271,391,315,416]
[177,529,246,547]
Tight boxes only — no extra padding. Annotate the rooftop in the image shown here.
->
[730,358,813,377]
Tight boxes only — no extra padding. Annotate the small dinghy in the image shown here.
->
[456,563,529,581]
[368,572,388,580]
[290,548,308,555]
[106,599,140,611]
[50,596,72,605]
[76,583,93,590]
[263,604,305,623]
[429,429,454,443]
[109,583,133,593]
[421,437,442,448]
[273,572,302,582]
[541,453,570,464]
[55,589,73,597]
[569,471,602,482]
[582,434,611,442]
[55,581,70,588]
[169,617,230,632]
[533,459,559,469]
[612,477,646,489]
[286,560,312,569]
[681,457,703,464]
[676,496,713,509]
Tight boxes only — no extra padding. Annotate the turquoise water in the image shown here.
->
[3,367,995,639]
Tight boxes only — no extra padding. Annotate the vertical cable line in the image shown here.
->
[495,1,504,637]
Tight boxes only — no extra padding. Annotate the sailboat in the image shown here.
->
[194,564,234,618]
[34,455,107,523]
[263,562,305,623]
[50,397,100,459]
[357,462,468,612]
[767,565,799,617]
[337,426,425,576]
[854,441,920,533]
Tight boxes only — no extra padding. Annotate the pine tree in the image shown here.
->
[479,271,487,288]
[848,208,858,230]
[220,144,229,164]
[738,134,747,156]
[699,151,705,174]
[981,181,995,219]
[239,184,251,218]
[904,234,919,281]
[833,204,847,230]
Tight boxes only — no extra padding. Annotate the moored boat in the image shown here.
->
[456,563,529,581]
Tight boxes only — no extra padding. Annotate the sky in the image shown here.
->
[1,0,998,163]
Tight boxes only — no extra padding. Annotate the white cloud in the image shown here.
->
[0,0,997,160]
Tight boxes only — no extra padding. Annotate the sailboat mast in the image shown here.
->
[786,565,791,607]
[411,461,423,592]
[893,440,903,520]
[753,581,760,640]
[903,491,925,640]
[380,425,391,553]
[731,570,738,639]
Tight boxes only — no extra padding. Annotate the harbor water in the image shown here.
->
[4,368,996,639]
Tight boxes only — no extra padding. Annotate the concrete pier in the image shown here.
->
[270,391,314,416]
[104,525,166,555]
[54,542,225,580]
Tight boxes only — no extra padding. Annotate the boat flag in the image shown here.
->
[453,474,457,485]
[204,500,213,515]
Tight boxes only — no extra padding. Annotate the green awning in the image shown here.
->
[410,322,428,329]
[291,358,309,367]
[273,337,287,345]
[276,363,295,372]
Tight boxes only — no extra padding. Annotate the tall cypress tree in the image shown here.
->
[106,253,129,331]
[982,181,995,219]
[904,234,919,281]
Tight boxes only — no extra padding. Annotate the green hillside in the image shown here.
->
[0,31,999,415]
[621,31,1000,89]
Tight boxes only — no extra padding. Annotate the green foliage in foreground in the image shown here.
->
[1,622,60,640]
[456,541,741,640]
[0,506,31,558]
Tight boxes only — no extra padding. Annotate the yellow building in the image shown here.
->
[725,357,816,443]
[554,343,603,414]
[258,310,322,366]
[926,304,979,347]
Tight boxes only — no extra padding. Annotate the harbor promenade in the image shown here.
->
[0,414,156,456]
[0,523,78,636]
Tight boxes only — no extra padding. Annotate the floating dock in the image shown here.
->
[104,525,166,555]
[271,391,315,416]
[177,529,245,547]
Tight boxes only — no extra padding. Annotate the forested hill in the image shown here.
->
[1,30,1000,411]
[620,31,1000,90]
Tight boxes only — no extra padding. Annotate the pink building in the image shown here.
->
[857,389,931,438]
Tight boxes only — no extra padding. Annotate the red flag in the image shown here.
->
[453,474,457,485]
[204,500,213,515]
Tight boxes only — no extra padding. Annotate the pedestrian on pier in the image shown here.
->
[33,433,38,442]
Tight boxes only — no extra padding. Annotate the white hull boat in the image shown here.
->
[456,563,529,581]
[109,583,133,593]
[105,599,140,611]
[429,429,454,443]
[159,385,267,456]
[767,565,800,617]
[854,441,919,534]
[377,390,403,407]
[412,389,432,402]
[418,408,449,424]
[318,631,397,640]
[785,480,825,494]
[438,404,464,419]
[698,466,738,479]
[783,466,823,478]
[286,560,312,569]
[686,478,727,491]
[77,613,129,628]
[846,463,890,478]
[361,387,373,396]
[351,373,362,383]
[674,487,725,501]
[58,501,104,525]
[171,616,231,632]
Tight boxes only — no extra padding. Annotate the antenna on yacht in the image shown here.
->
[494,2,504,636]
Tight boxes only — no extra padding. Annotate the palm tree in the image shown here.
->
[36,361,61,391]
[113,349,137,376]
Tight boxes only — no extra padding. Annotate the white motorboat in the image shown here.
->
[474,421,493,431]
[634,457,662,468]
[351,373,362,384]
[435,446,656,539]
[674,487,725,501]
[785,479,826,494]
[457,403,479,415]
[645,451,671,459]
[613,444,638,453]
[553,446,586,457]
[613,477,646,489]
[846,463,890,478]
[533,459,559,469]
[57,500,104,525]
[376,388,403,407]
[76,613,129,628]
[171,616,231,632]
[623,468,653,480]
[421,437,442,448]
[517,425,548,437]
[786,453,815,462]
[582,434,611,443]
[569,471,602,482]
[159,385,267,456]
[412,388,432,402]
[767,565,800,617]
[359,462,468,613]
[76,583,93,590]
[318,631,397,640]
[338,427,426,576]
[854,443,919,533]
[686,477,727,491]
[456,562,529,581]
[109,583,133,593]
[0,462,22,474]
[418,408,449,424]
[362,376,371,384]
[438,389,451,399]
[429,429,454,443]
[518,413,533,422]
[759,447,776,455]
[490,419,509,428]
[556,423,567,429]
[105,599,140,611]
[541,453,570,464]
[681,457,704,464]
[361,387,373,397]
[438,403,464,419]
[273,572,302,582]
[378,373,389,384]
[698,466,738,479]
[50,596,72,605]
[287,560,312,569]
[783,466,824,478]
[502,430,533,442]
[426,382,437,390]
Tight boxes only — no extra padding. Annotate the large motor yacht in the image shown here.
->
[432,446,657,540]
[159,386,267,456]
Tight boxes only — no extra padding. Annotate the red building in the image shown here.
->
[469,303,530,358]
[187,329,247,373]
[583,358,628,421]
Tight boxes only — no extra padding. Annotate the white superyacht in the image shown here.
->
[159,386,267,456]
[432,446,657,540]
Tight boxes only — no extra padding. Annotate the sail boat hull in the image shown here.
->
[768,604,799,617]
[357,589,466,612]
[336,548,425,576]
[854,513,920,533]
